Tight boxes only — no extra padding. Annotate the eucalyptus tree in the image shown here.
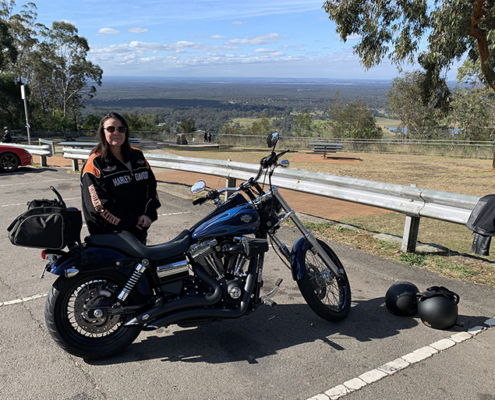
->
[450,60,495,140]
[0,19,16,71]
[329,93,382,138]
[37,21,102,125]
[388,71,448,139]
[1,1,45,82]
[323,0,495,100]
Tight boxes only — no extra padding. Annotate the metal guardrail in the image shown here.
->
[1,143,52,166]
[63,148,479,253]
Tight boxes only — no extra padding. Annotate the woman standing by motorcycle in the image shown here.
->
[81,112,161,244]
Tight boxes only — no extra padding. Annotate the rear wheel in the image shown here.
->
[45,271,143,359]
[0,152,19,172]
[297,239,351,322]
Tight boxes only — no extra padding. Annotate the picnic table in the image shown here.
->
[308,142,343,158]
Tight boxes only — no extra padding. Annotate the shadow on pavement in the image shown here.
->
[86,298,431,366]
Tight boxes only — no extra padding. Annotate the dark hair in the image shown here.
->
[92,112,132,162]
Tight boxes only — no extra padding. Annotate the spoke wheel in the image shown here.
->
[297,239,351,322]
[0,153,19,172]
[45,271,143,359]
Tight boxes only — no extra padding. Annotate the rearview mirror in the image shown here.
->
[191,180,206,194]
[267,132,279,148]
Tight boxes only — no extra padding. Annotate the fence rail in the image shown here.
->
[1,143,52,166]
[63,148,479,252]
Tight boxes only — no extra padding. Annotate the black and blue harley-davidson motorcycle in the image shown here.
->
[9,132,351,359]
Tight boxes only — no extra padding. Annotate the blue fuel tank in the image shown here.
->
[191,203,260,240]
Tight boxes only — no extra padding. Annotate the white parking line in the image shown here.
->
[0,293,47,307]
[0,178,72,187]
[1,197,80,207]
[159,212,192,216]
[307,322,494,400]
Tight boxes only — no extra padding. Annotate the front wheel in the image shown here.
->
[297,239,351,322]
[45,271,143,359]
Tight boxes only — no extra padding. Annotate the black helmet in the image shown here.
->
[385,281,419,316]
[417,286,460,330]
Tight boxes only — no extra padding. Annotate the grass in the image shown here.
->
[160,146,495,286]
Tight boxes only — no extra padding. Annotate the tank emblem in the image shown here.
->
[240,215,252,223]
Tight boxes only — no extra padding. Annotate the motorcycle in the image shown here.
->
[13,132,351,359]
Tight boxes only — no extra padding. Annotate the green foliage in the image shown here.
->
[450,61,495,141]
[246,117,272,136]
[0,73,24,128]
[387,71,448,139]
[323,0,495,99]
[0,19,16,70]
[328,93,382,138]
[0,0,102,132]
[293,110,313,137]
[177,118,196,133]
[80,114,100,133]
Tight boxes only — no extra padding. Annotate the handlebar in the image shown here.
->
[192,148,289,206]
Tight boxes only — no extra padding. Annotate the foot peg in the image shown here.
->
[261,278,283,307]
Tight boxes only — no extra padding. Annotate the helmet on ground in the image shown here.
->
[385,281,419,316]
[417,286,460,330]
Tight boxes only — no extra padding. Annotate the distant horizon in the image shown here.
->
[99,76,458,84]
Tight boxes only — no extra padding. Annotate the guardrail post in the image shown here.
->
[401,215,420,253]
[72,159,79,171]
[40,155,47,167]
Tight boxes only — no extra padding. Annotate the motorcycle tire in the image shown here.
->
[297,239,351,322]
[45,270,144,359]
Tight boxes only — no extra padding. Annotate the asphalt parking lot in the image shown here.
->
[0,165,494,400]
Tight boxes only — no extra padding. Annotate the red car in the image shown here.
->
[0,145,33,173]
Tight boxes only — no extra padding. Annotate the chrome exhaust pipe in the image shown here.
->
[125,264,222,326]
[144,257,257,329]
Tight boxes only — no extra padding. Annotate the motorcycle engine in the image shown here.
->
[188,238,248,278]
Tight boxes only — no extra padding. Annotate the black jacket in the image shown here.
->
[81,148,161,237]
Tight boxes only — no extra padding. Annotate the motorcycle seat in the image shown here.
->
[84,230,191,260]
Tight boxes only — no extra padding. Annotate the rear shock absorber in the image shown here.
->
[117,259,149,302]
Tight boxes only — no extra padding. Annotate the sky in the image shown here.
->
[18,0,459,80]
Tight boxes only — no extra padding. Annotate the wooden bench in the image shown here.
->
[308,142,343,158]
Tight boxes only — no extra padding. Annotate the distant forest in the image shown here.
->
[84,77,392,133]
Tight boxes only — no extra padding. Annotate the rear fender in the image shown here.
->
[290,236,310,281]
[48,247,136,276]
[48,247,153,297]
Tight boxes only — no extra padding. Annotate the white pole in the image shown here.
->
[20,85,31,145]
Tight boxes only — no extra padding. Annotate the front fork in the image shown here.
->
[269,187,344,277]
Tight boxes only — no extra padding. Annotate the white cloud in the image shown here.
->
[98,28,120,35]
[232,21,249,25]
[90,44,133,54]
[226,33,284,45]
[254,48,284,54]
[202,35,228,40]
[61,19,77,26]
[347,34,362,40]
[128,27,148,34]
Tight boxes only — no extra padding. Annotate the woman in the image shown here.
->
[81,112,160,244]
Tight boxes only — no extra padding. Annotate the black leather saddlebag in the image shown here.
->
[7,200,82,250]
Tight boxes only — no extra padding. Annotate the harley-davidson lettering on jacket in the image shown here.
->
[81,149,161,236]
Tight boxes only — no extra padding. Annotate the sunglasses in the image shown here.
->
[104,126,127,133]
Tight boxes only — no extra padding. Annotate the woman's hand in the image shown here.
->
[136,215,152,230]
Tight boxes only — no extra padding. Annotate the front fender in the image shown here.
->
[290,236,310,281]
